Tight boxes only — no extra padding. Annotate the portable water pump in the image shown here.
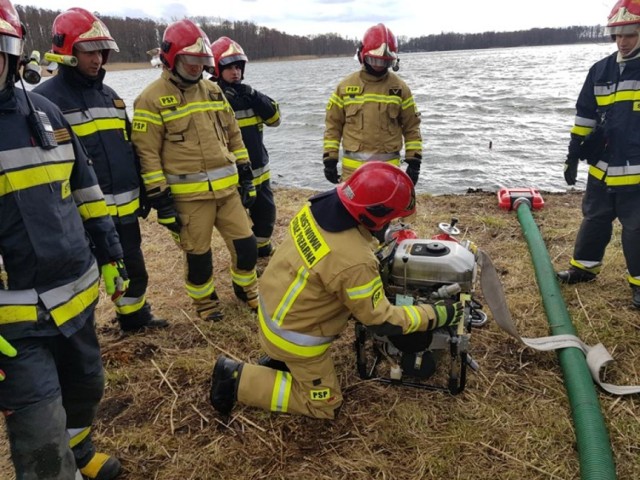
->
[354,218,487,394]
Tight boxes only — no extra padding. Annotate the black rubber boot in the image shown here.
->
[73,435,122,480]
[257,355,290,372]
[197,291,224,322]
[118,303,168,332]
[632,285,640,309]
[232,283,259,311]
[257,243,274,258]
[556,267,597,284]
[210,356,243,415]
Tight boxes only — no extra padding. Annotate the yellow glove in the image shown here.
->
[101,260,130,301]
[0,335,17,382]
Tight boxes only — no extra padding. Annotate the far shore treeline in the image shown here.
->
[16,5,609,63]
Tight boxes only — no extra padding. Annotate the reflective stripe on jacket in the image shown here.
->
[33,67,141,223]
[258,204,436,360]
[0,89,121,339]
[572,52,640,190]
[131,70,249,201]
[323,69,422,166]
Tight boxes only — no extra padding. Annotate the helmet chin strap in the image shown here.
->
[0,53,8,91]
[175,60,202,84]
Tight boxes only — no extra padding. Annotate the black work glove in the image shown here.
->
[234,83,255,98]
[564,156,578,186]
[237,162,256,209]
[405,159,421,186]
[432,300,463,329]
[148,189,181,234]
[323,159,341,184]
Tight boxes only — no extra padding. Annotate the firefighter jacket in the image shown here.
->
[0,87,122,340]
[131,69,250,201]
[323,68,422,173]
[218,80,280,188]
[571,52,640,190]
[33,66,141,224]
[258,195,439,361]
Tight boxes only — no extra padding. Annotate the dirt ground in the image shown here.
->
[0,188,638,479]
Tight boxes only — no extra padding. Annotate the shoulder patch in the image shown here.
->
[113,99,126,109]
[372,286,384,309]
[132,121,148,132]
[389,88,402,97]
[53,128,71,143]
[634,101,640,112]
[345,85,361,95]
[158,95,179,107]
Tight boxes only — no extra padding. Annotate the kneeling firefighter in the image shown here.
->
[210,162,462,419]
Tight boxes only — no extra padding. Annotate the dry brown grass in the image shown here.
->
[1,188,638,479]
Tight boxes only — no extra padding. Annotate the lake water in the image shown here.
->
[45,43,618,195]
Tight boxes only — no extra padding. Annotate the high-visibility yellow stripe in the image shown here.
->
[402,305,421,333]
[347,276,383,300]
[133,109,163,126]
[0,305,38,324]
[77,200,110,221]
[273,267,309,326]
[258,306,330,358]
[71,118,125,137]
[270,370,292,412]
[571,125,593,136]
[115,296,145,315]
[606,174,640,186]
[49,280,99,327]
[106,198,140,218]
[68,427,91,448]
[0,162,73,196]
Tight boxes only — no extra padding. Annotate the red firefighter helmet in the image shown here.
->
[337,162,416,231]
[211,36,248,78]
[51,8,119,63]
[606,0,640,34]
[358,23,398,69]
[160,19,214,70]
[0,0,23,57]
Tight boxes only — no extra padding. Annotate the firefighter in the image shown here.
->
[557,0,640,308]
[210,162,463,419]
[0,0,125,477]
[322,23,422,185]
[211,37,281,258]
[34,8,168,333]
[131,20,258,322]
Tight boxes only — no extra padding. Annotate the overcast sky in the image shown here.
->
[16,0,615,38]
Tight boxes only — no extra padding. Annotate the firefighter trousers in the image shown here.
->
[114,219,150,320]
[248,180,276,255]
[237,349,343,419]
[0,314,104,479]
[573,178,640,280]
[175,193,258,311]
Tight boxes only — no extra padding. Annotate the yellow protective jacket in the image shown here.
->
[323,68,422,176]
[258,203,439,360]
[131,69,249,200]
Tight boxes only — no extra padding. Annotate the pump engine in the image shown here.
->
[354,218,487,394]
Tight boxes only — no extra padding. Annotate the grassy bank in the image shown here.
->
[1,188,638,479]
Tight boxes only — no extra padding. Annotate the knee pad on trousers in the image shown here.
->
[187,250,213,286]
[5,396,77,479]
[233,236,258,271]
[61,369,105,429]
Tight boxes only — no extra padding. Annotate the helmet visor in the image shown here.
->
[179,53,215,67]
[220,54,247,67]
[0,34,23,56]
[364,55,396,68]
[75,39,120,53]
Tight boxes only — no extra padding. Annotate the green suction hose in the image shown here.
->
[515,199,616,479]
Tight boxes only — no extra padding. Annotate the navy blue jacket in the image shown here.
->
[0,86,122,339]
[572,52,640,190]
[34,66,141,222]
